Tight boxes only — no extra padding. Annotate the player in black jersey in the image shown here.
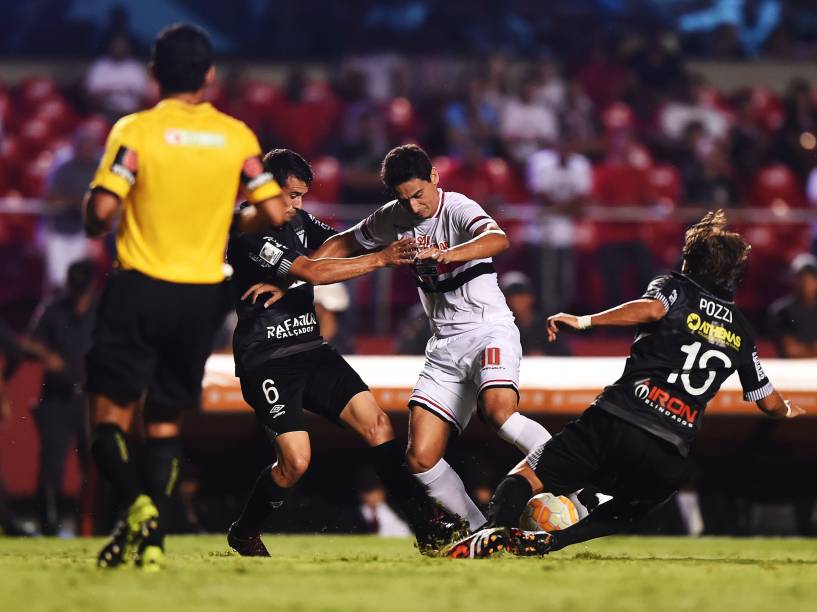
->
[446,210,806,558]
[226,150,454,556]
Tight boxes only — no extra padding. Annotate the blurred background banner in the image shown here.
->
[2,0,817,538]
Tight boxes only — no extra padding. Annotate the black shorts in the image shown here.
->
[527,405,690,504]
[86,270,227,419]
[239,344,368,441]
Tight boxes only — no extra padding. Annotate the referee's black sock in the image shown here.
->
[368,439,436,532]
[233,464,289,538]
[142,436,182,548]
[91,423,142,508]
[485,474,532,528]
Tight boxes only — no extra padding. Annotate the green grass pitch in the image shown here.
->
[3,535,816,612]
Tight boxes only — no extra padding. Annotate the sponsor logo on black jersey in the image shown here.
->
[633,379,698,428]
[266,313,317,340]
[686,312,741,350]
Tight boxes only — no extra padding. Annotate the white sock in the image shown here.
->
[497,412,552,454]
[413,458,486,530]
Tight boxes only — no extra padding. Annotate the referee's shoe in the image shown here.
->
[97,494,162,570]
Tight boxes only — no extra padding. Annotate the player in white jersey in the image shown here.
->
[311,145,562,529]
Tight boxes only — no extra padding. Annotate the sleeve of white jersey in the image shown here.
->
[451,196,497,237]
[351,204,399,250]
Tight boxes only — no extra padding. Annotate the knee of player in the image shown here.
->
[479,395,518,429]
[362,411,395,445]
[279,454,311,485]
[405,445,439,474]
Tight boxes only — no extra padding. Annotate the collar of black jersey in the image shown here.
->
[672,271,735,303]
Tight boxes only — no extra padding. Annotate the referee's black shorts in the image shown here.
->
[526,405,690,504]
[86,269,227,419]
[239,344,369,442]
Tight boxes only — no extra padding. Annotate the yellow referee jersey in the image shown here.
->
[90,99,281,284]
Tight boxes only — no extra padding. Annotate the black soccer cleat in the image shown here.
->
[415,515,470,556]
[506,528,555,556]
[227,522,271,557]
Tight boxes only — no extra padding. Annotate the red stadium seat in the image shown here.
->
[19,150,54,197]
[750,164,805,209]
[749,87,784,132]
[645,164,682,206]
[34,97,77,136]
[19,76,59,110]
[738,164,810,310]
[644,164,684,266]
[0,135,24,190]
[18,117,56,156]
[231,80,280,133]
[307,155,342,205]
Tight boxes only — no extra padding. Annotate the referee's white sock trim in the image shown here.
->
[497,412,552,455]
[413,458,485,530]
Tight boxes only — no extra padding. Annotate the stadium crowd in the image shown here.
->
[2,31,816,347]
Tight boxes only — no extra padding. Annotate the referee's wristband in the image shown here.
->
[576,315,592,330]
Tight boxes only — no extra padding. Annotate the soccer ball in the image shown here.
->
[519,493,579,531]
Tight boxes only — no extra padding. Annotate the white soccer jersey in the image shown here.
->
[352,189,513,338]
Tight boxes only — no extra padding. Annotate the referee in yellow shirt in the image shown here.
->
[83,24,281,570]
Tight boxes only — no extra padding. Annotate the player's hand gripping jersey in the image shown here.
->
[595,272,773,455]
[351,189,513,337]
[227,208,336,375]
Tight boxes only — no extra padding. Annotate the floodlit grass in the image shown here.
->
[3,535,816,612]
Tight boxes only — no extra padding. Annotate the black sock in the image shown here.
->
[549,497,666,551]
[233,465,289,538]
[91,423,142,508]
[142,436,182,547]
[368,439,436,533]
[485,474,532,528]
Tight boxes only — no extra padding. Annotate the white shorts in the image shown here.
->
[408,321,522,433]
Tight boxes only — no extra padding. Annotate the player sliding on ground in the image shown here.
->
[227,149,454,556]
[446,210,806,558]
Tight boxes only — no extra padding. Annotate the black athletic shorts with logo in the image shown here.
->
[239,344,369,440]
[526,405,691,504]
[86,270,227,420]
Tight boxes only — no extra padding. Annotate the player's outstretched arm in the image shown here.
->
[312,230,364,258]
[546,299,666,342]
[756,389,806,419]
[289,238,415,286]
[416,222,508,264]
[83,188,121,237]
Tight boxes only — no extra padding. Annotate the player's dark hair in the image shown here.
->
[262,149,314,187]
[381,144,432,192]
[151,24,213,95]
[682,210,751,294]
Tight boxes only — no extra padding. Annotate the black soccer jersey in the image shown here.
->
[594,272,772,456]
[227,208,337,375]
